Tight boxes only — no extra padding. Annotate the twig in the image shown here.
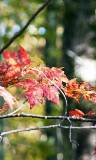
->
[1,124,96,137]
[0,0,52,54]
[60,125,96,129]
[1,124,60,136]
[0,113,96,123]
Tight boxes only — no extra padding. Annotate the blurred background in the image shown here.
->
[0,0,96,159]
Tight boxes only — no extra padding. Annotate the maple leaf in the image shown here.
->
[17,46,30,66]
[0,62,9,86]
[16,79,38,90]
[0,64,21,87]
[68,109,85,118]
[16,66,66,107]
[64,79,96,104]
[0,47,31,87]
[40,67,69,87]
[16,78,44,108]
[64,79,80,102]
[25,86,44,108]
[42,85,60,104]
[1,46,96,110]
[16,78,60,107]
[79,82,96,104]
[86,111,96,117]
[0,62,9,74]
[3,46,30,66]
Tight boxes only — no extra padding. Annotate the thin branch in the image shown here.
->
[1,124,96,137]
[0,113,96,122]
[0,0,52,54]
[60,125,96,130]
[1,124,60,136]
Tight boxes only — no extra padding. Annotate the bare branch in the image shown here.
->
[1,124,60,137]
[0,113,96,123]
[0,0,52,54]
[1,124,96,137]
[60,125,96,130]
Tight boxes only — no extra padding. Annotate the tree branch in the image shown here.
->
[0,0,52,54]
[0,113,96,138]
[0,113,96,122]
[1,124,60,137]
[60,125,96,130]
[1,124,96,137]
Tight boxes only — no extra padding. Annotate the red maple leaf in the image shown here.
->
[68,109,85,118]
[1,47,96,109]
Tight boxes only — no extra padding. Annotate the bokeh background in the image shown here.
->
[0,0,96,159]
